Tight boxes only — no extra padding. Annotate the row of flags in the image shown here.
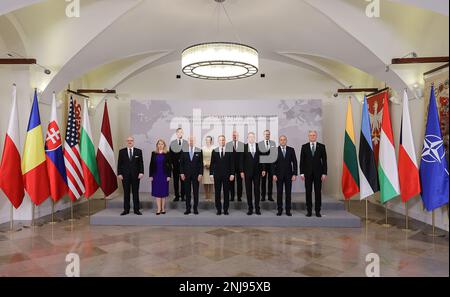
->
[342,86,449,212]
[0,86,118,209]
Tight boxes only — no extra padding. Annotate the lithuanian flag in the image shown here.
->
[341,98,360,199]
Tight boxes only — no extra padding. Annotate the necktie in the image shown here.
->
[266,140,269,149]
[251,145,255,158]
[178,139,181,146]
[190,147,193,161]
[129,148,132,160]
[234,141,237,151]
[220,148,224,158]
[282,147,286,158]
[311,143,316,156]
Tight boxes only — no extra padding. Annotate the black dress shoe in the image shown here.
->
[268,198,274,202]
[255,210,261,215]
[173,197,180,202]
[120,211,129,216]
[194,209,199,215]
[134,210,142,215]
[224,211,229,215]
[161,211,166,215]
[184,210,191,215]
[276,211,282,216]
[238,198,242,202]
[261,198,266,202]
[286,212,292,217]
[247,211,253,216]
[316,212,322,218]
[181,198,186,202]
[216,211,222,215]
[230,199,235,202]
[306,212,312,217]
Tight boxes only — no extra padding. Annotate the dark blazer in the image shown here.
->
[226,140,244,172]
[258,139,278,164]
[300,142,327,176]
[169,139,189,164]
[149,152,172,178]
[240,143,265,177]
[180,147,204,177]
[210,146,235,178]
[117,147,144,179]
[271,146,298,178]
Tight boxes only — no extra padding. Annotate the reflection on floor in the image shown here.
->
[0,198,448,277]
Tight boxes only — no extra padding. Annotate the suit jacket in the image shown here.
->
[149,152,172,178]
[271,146,298,178]
[210,146,235,178]
[117,147,144,179]
[226,140,244,173]
[169,138,189,165]
[258,139,278,165]
[240,143,265,177]
[180,147,203,177]
[300,142,327,176]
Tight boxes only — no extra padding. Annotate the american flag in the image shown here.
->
[64,96,85,200]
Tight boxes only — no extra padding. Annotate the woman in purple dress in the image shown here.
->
[149,139,172,215]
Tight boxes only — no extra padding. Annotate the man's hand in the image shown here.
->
[262,171,266,177]
[167,177,171,182]
[273,176,278,182]
[117,175,123,181]
[138,173,144,179]
[240,172,245,179]
[180,174,185,181]
[198,175,203,182]
[149,177,153,182]
[321,175,327,182]
[230,175,235,181]
[292,175,297,181]
[300,174,305,181]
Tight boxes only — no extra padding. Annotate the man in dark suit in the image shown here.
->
[210,135,235,215]
[117,136,144,216]
[258,130,276,202]
[300,130,327,217]
[240,132,266,215]
[272,135,298,216]
[227,131,244,202]
[180,136,203,215]
[169,128,189,202]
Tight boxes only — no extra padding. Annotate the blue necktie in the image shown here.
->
[190,148,193,161]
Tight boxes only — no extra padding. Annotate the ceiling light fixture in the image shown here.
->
[181,0,259,80]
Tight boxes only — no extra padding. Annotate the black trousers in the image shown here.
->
[172,161,185,199]
[122,178,140,212]
[245,174,260,212]
[229,169,243,200]
[305,174,322,213]
[261,165,273,199]
[184,175,199,211]
[214,176,230,212]
[276,175,292,212]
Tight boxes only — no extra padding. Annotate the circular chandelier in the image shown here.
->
[182,42,259,80]
[181,0,259,80]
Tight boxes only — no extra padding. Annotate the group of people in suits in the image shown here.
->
[117,129,327,217]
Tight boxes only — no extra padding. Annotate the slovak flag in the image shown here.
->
[45,93,68,201]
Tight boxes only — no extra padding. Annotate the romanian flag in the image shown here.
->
[341,98,360,199]
[22,90,50,205]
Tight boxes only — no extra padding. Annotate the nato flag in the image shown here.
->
[419,86,449,212]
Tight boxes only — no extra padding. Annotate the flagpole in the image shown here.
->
[49,200,57,225]
[68,200,75,222]
[365,199,369,222]
[31,204,35,228]
[87,198,91,217]
[381,203,392,228]
[402,201,412,232]
[5,205,15,233]
[425,210,445,237]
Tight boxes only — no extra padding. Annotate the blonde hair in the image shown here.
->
[155,139,168,154]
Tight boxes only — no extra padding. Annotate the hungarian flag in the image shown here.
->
[22,90,50,205]
[80,99,100,198]
[45,93,68,201]
[398,90,420,203]
[378,92,400,204]
[64,97,85,201]
[341,98,359,199]
[0,85,25,209]
[358,96,379,200]
[96,101,118,197]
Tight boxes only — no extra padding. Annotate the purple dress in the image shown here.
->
[151,154,169,198]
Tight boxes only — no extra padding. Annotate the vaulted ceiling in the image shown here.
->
[0,0,448,102]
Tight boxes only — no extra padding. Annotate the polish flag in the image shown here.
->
[0,85,25,208]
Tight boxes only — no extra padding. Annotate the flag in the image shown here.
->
[378,92,400,204]
[80,99,100,198]
[22,90,50,205]
[419,86,449,211]
[0,85,25,208]
[96,101,118,197]
[342,98,359,199]
[358,96,379,200]
[398,90,421,203]
[45,93,68,201]
[64,96,85,201]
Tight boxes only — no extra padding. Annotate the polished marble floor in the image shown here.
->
[0,199,448,277]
